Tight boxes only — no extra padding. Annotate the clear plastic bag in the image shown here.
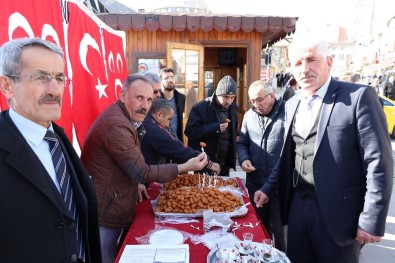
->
[190,228,240,250]
[135,225,191,245]
[203,209,233,232]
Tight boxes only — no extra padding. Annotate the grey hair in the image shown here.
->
[144,72,161,85]
[122,73,152,91]
[288,31,330,63]
[0,37,64,76]
[148,98,173,115]
[248,80,273,97]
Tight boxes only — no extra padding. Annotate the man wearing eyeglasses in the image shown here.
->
[237,80,286,252]
[159,67,185,142]
[144,72,161,99]
[185,75,239,176]
[0,38,102,263]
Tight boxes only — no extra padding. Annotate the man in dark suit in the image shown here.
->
[254,33,393,262]
[0,38,101,263]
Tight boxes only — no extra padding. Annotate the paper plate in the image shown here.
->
[149,229,184,245]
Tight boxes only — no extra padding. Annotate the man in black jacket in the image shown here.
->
[0,38,101,263]
[159,67,186,142]
[185,75,238,176]
[141,98,220,174]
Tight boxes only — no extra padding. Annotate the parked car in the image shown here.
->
[379,95,395,137]
[378,70,395,95]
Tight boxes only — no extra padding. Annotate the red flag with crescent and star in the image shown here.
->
[0,0,127,146]
[0,0,72,139]
[67,1,127,146]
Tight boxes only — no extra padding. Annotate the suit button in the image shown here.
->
[303,157,307,160]
[69,222,76,229]
[303,172,307,176]
[304,142,307,145]
[70,254,78,262]
[56,222,64,229]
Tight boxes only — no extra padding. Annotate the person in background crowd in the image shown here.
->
[144,72,161,99]
[185,75,238,176]
[237,80,287,252]
[282,77,298,101]
[384,75,395,100]
[276,71,284,88]
[0,38,102,263]
[159,67,185,141]
[141,98,220,174]
[281,72,292,88]
[370,77,380,94]
[81,74,208,263]
[364,76,372,85]
[254,32,393,263]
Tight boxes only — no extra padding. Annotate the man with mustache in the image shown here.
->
[185,75,238,176]
[254,32,393,262]
[81,74,208,263]
[159,67,185,142]
[0,38,102,263]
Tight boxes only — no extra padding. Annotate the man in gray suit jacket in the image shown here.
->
[254,33,393,262]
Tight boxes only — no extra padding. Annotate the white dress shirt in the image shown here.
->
[294,77,331,137]
[9,109,61,192]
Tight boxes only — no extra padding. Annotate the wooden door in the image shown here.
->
[166,42,204,145]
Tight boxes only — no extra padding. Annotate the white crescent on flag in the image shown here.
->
[42,24,60,46]
[79,32,100,76]
[108,51,114,72]
[114,78,123,99]
[8,12,34,38]
[116,53,124,73]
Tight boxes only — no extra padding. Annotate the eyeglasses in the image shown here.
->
[7,72,72,87]
[163,76,174,81]
[249,93,272,104]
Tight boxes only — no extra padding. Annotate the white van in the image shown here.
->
[379,70,395,95]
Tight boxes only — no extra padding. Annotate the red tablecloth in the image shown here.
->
[115,178,269,263]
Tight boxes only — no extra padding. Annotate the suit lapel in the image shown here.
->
[285,97,300,135]
[2,126,60,209]
[0,113,72,217]
[315,80,339,154]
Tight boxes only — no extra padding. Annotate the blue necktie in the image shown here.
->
[45,130,85,261]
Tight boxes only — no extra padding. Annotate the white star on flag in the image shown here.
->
[95,78,108,99]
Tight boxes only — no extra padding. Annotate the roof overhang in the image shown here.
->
[97,13,298,48]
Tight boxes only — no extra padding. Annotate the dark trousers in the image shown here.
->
[248,189,287,252]
[219,165,230,177]
[287,190,361,263]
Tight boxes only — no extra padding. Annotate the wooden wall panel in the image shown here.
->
[125,28,263,89]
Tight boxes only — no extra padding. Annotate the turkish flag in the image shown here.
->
[67,1,127,146]
[0,0,73,140]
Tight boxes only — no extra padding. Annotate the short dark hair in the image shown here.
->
[159,67,175,78]
[148,98,173,115]
[289,78,297,86]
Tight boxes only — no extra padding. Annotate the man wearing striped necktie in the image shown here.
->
[0,38,101,263]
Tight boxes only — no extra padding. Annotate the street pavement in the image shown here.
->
[230,88,395,262]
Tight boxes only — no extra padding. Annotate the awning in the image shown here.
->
[96,13,297,47]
